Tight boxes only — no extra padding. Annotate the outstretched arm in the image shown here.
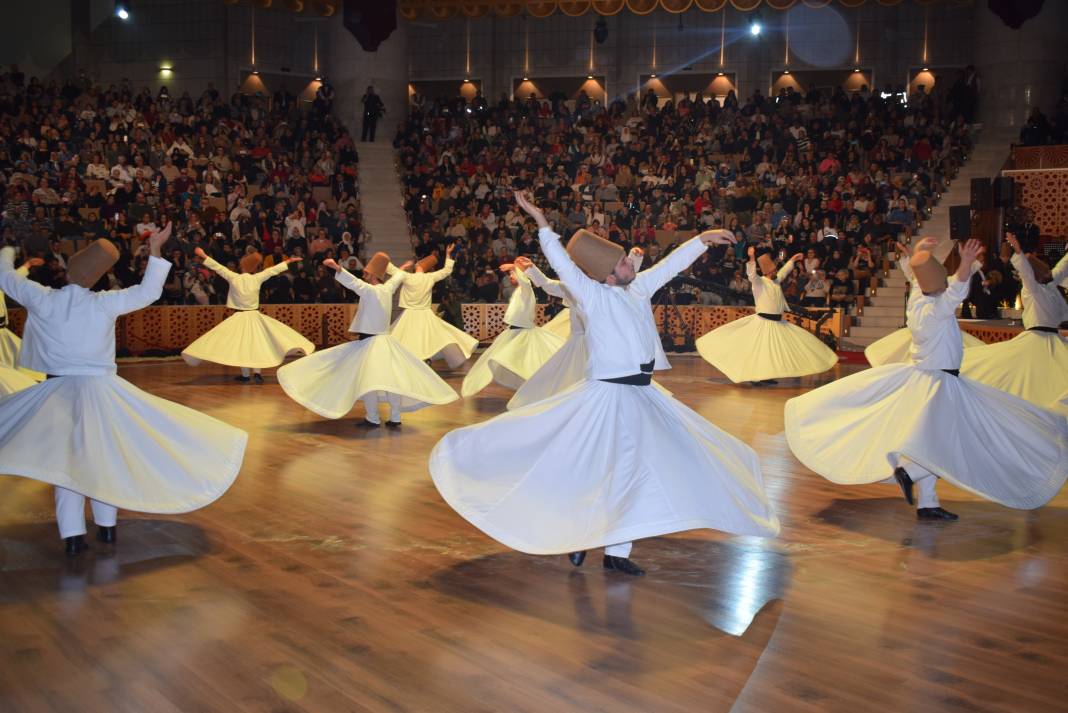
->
[0,248,51,311]
[516,192,598,304]
[257,257,298,286]
[101,223,174,316]
[776,253,803,285]
[194,247,238,282]
[523,261,567,299]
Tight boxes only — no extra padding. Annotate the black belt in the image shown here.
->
[1028,326,1060,334]
[233,308,259,312]
[941,369,959,377]
[600,360,655,386]
[46,374,60,379]
[757,312,783,321]
[508,324,527,330]
[355,332,378,339]
[0,317,6,329]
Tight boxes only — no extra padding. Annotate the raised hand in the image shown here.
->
[791,252,805,263]
[959,238,984,264]
[498,263,515,273]
[514,191,548,229]
[629,247,644,257]
[20,257,45,270]
[147,222,173,257]
[747,246,756,259]
[285,256,302,264]
[915,237,938,253]
[446,243,456,259]
[1004,231,1022,254]
[323,258,340,272]
[398,259,414,272]
[514,256,533,271]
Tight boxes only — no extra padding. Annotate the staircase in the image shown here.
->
[843,126,1017,350]
[357,143,414,261]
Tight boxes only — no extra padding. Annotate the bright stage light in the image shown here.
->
[749,21,761,36]
[115,1,130,20]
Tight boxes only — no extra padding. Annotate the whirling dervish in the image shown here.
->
[181,247,315,382]
[960,232,1068,408]
[386,245,478,369]
[865,238,984,367]
[785,240,1068,522]
[696,247,838,385]
[430,193,780,577]
[277,252,458,428]
[0,225,248,555]
[460,258,565,398]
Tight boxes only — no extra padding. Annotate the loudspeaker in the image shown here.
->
[993,176,1015,207]
[949,205,971,240]
[970,178,991,209]
[343,0,397,52]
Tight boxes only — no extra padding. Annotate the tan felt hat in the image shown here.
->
[416,254,438,272]
[566,229,624,282]
[910,249,948,294]
[67,239,119,289]
[366,251,389,280]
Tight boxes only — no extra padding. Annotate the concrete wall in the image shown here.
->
[328,13,409,140]
[406,3,976,105]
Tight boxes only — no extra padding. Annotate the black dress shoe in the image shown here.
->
[356,418,381,429]
[384,420,401,430]
[568,551,586,567]
[917,507,959,521]
[64,535,87,556]
[893,467,915,505]
[603,555,645,576]
[252,373,264,384]
[97,525,116,544]
[234,375,250,383]
[761,379,779,386]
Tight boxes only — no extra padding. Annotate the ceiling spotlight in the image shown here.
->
[650,73,657,78]
[115,1,131,20]
[853,67,861,73]
[251,70,259,75]
[587,75,594,80]
[922,67,929,72]
[748,12,763,37]
[522,77,529,82]
[717,71,724,76]
[783,70,790,75]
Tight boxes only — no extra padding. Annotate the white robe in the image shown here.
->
[387,258,479,362]
[696,258,838,381]
[785,275,1068,509]
[0,263,44,380]
[865,257,984,366]
[961,252,1068,407]
[182,257,314,368]
[430,229,780,555]
[0,247,247,512]
[461,268,564,397]
[277,268,458,419]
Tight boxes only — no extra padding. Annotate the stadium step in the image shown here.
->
[358,142,415,261]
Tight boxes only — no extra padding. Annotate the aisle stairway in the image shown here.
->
[357,142,414,261]
[843,126,1018,350]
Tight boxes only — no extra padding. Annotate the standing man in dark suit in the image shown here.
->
[361,86,384,142]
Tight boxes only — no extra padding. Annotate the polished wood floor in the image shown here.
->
[1,357,1066,713]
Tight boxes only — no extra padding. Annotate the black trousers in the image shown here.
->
[361,116,377,142]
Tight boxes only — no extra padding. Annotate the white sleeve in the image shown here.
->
[335,268,372,297]
[633,237,708,295]
[429,258,455,284]
[525,264,566,299]
[202,256,239,283]
[0,247,51,310]
[100,256,172,316]
[537,227,596,304]
[775,257,797,285]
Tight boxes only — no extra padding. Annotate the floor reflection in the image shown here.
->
[816,498,1063,561]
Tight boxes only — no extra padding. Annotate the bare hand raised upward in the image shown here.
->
[1004,232,1022,254]
[194,246,207,260]
[19,257,44,270]
[323,259,340,272]
[285,256,302,264]
[698,229,737,246]
[514,191,549,229]
[147,222,173,258]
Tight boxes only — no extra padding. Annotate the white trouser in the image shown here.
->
[886,458,940,509]
[240,367,262,377]
[54,487,117,539]
[436,344,467,369]
[605,542,632,558]
[362,391,401,424]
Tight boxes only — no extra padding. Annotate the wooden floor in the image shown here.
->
[1,357,1066,713]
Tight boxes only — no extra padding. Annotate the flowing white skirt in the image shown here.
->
[0,365,36,397]
[865,327,985,366]
[277,334,459,419]
[431,379,780,554]
[960,330,1068,408]
[507,333,671,410]
[542,308,571,339]
[461,327,565,398]
[182,310,315,369]
[784,365,1068,509]
[696,314,838,382]
[390,307,479,362]
[0,374,248,512]
[0,328,43,380]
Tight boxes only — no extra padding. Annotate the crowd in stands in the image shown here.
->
[0,65,365,306]
[1018,74,1068,146]
[395,79,978,312]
